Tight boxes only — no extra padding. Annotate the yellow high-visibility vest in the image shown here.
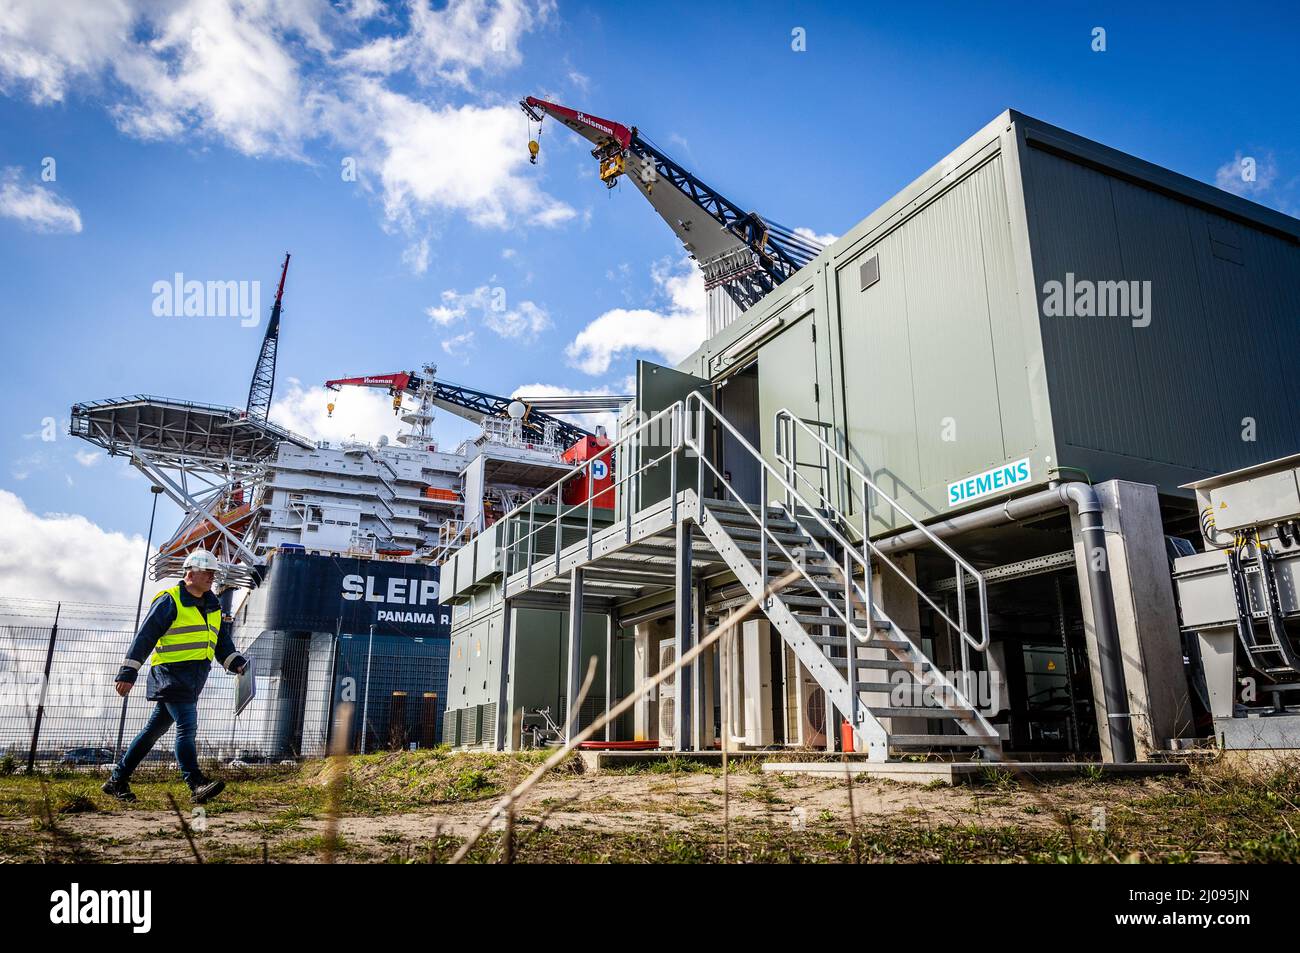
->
[149,585,221,665]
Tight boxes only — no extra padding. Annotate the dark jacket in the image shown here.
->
[115,585,247,703]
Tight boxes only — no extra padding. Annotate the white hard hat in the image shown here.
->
[183,549,220,572]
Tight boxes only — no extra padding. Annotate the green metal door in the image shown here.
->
[758,312,827,505]
[633,360,707,511]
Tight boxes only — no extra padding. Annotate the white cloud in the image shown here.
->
[0,490,168,604]
[0,0,572,249]
[10,451,46,480]
[340,0,388,22]
[441,330,476,360]
[0,0,332,159]
[794,226,837,247]
[1215,150,1279,197]
[0,167,82,233]
[401,237,431,274]
[426,303,459,326]
[73,449,102,468]
[566,258,706,374]
[427,285,551,341]
[111,0,330,158]
[0,0,135,105]
[340,0,548,89]
[269,377,406,444]
[322,81,575,230]
[486,299,548,338]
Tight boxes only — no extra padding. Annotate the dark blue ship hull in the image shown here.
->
[231,552,450,757]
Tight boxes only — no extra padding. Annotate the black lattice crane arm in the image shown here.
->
[323,370,592,448]
[521,97,823,311]
[245,253,290,421]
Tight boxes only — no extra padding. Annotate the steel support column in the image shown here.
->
[604,612,614,742]
[566,567,584,742]
[692,582,709,751]
[494,599,514,751]
[674,519,693,751]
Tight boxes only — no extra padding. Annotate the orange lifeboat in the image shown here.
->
[158,501,255,558]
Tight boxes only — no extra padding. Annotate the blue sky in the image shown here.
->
[0,0,1296,603]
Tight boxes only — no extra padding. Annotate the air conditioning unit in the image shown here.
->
[800,675,828,749]
[782,647,826,748]
[658,639,676,748]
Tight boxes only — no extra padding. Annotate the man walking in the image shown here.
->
[102,549,247,804]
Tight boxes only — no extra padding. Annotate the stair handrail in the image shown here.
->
[774,408,990,657]
[685,392,885,645]
[689,393,998,747]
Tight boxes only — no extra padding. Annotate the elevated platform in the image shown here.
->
[70,394,314,466]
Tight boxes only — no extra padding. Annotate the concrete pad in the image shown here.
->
[1216,714,1300,750]
[760,760,1189,785]
[591,750,840,772]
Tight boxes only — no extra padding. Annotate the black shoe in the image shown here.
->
[190,778,225,804]
[101,777,137,802]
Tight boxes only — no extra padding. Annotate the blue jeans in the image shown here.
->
[114,700,203,788]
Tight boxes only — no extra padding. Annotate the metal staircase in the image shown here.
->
[685,394,1002,760]
[497,393,1003,761]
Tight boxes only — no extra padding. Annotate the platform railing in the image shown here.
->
[500,402,685,584]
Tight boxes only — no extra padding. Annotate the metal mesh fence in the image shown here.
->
[0,598,449,775]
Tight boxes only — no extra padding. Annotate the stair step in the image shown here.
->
[781,579,847,593]
[809,633,910,650]
[706,509,803,533]
[780,593,858,609]
[721,525,817,546]
[728,542,835,570]
[854,682,906,693]
[706,509,838,541]
[888,734,999,748]
[769,563,839,578]
[707,498,831,524]
[868,705,976,720]
[826,655,929,673]
[791,613,891,631]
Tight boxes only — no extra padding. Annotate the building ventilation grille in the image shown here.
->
[859,254,881,291]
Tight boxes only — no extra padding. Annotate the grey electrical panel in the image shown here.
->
[1208,468,1300,532]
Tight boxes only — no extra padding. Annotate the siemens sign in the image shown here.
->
[948,458,1032,508]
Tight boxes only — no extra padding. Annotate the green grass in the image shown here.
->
[2,751,1299,863]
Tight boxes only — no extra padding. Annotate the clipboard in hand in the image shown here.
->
[234,656,256,716]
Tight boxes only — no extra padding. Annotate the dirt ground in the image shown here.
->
[2,750,1297,863]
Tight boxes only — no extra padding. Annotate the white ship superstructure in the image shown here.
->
[255,407,575,562]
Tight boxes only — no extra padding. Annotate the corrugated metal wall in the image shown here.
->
[832,151,1049,527]
[1024,143,1300,488]
[698,110,1300,530]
